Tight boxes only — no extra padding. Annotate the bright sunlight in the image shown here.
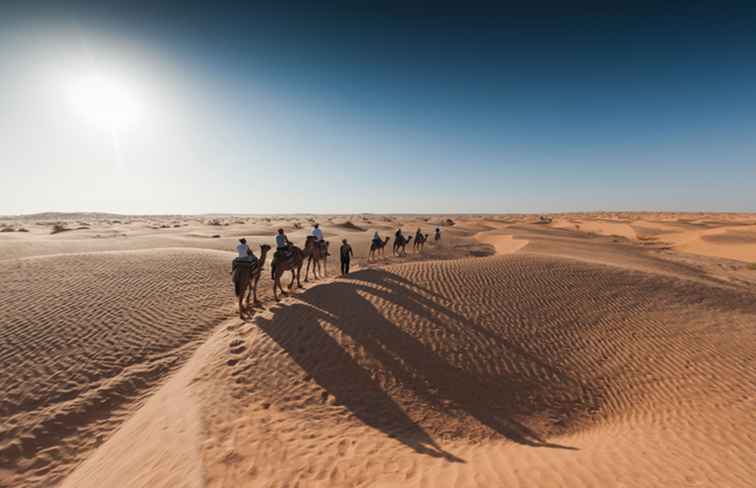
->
[64,72,142,132]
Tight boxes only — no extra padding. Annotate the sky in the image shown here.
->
[1,1,755,214]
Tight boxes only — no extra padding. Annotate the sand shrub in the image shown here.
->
[17,228,29,232]
[51,223,70,234]
[0,227,15,232]
[337,221,365,231]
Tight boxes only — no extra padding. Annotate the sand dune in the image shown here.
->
[192,247,755,487]
[1,212,755,487]
[0,248,233,486]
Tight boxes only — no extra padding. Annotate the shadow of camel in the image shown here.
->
[255,303,464,462]
[256,267,579,458]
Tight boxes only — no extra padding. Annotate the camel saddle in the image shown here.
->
[232,256,259,272]
[274,248,294,261]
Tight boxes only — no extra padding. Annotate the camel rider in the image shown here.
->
[434,227,441,241]
[311,223,328,255]
[415,228,423,242]
[233,238,257,272]
[311,223,323,242]
[372,231,382,247]
[393,228,404,252]
[276,228,291,255]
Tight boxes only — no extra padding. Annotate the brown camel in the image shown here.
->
[413,233,429,252]
[232,244,271,318]
[304,236,329,282]
[393,235,413,256]
[369,236,391,259]
[271,246,304,301]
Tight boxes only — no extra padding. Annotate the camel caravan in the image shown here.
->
[231,224,442,317]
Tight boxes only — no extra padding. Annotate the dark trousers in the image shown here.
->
[340,258,350,274]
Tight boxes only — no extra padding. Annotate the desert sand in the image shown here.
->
[1,212,755,487]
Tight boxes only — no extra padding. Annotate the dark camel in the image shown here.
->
[413,233,429,252]
[232,244,271,318]
[393,235,413,256]
[271,245,304,301]
[369,236,391,259]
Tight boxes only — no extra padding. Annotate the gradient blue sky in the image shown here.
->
[1,1,755,214]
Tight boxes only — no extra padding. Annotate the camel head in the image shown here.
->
[260,243,272,253]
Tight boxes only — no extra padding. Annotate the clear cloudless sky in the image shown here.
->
[1,1,755,214]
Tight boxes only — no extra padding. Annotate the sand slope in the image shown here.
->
[192,251,756,487]
[0,248,232,486]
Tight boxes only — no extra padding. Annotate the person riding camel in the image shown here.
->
[372,230,382,247]
[415,227,423,242]
[232,238,257,272]
[311,223,329,256]
[272,228,293,279]
[393,228,404,253]
[275,228,291,255]
[434,227,441,241]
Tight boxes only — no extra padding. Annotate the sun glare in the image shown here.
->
[65,73,142,131]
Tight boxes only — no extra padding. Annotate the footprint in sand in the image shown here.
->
[229,339,246,355]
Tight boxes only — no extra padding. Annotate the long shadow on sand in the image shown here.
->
[256,268,577,460]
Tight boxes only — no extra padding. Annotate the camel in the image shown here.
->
[393,235,413,256]
[304,236,329,282]
[413,233,429,252]
[369,236,390,259]
[232,244,271,318]
[271,245,305,301]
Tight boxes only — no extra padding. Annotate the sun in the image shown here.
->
[65,73,142,131]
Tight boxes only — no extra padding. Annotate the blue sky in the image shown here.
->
[1,1,755,214]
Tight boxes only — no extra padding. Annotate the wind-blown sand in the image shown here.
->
[1,212,755,487]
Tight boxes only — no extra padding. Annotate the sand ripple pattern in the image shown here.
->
[202,253,756,487]
[0,249,232,486]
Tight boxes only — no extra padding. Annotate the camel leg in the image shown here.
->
[273,270,286,301]
[252,273,261,305]
[296,264,303,288]
[304,257,311,282]
[289,269,296,290]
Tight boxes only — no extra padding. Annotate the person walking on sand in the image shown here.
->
[340,239,353,275]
